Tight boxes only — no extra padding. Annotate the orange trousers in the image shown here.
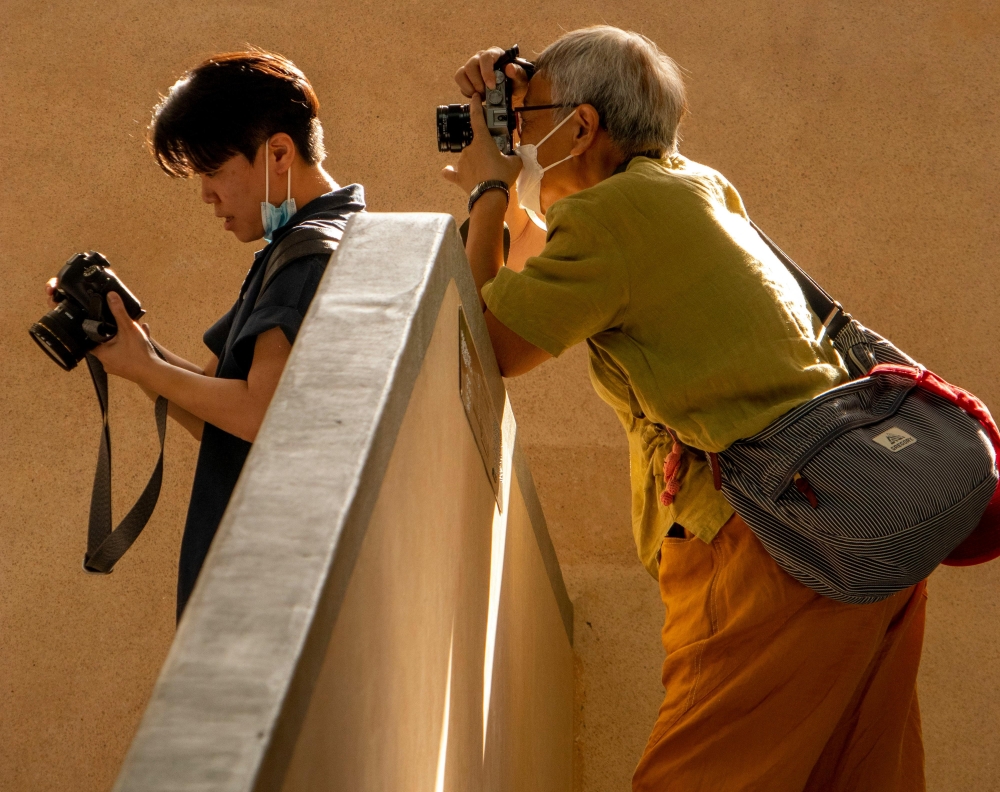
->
[633,514,926,792]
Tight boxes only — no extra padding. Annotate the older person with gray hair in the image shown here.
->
[444,26,926,791]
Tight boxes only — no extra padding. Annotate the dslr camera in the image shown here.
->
[437,44,536,155]
[30,251,144,371]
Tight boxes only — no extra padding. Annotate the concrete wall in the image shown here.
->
[3,2,999,791]
[280,284,572,792]
[110,214,572,791]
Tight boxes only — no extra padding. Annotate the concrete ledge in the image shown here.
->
[112,213,572,792]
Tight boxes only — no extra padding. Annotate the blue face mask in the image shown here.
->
[261,143,296,243]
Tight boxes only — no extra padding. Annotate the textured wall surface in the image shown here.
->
[2,1,999,791]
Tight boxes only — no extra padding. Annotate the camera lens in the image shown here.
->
[437,104,474,152]
[29,302,92,371]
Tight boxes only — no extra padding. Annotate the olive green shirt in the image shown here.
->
[482,155,849,577]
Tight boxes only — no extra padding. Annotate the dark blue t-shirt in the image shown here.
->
[177,185,365,619]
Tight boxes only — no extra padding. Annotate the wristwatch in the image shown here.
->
[468,180,510,214]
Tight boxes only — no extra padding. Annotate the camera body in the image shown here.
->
[437,45,536,155]
[30,251,144,371]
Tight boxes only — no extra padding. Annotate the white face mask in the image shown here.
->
[514,110,576,229]
[261,140,296,243]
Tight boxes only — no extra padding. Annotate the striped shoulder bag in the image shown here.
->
[706,221,1000,603]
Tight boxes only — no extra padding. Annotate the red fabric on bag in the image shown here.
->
[868,364,1000,566]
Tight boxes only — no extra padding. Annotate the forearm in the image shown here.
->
[139,340,209,439]
[137,380,203,439]
[165,401,205,440]
[465,190,508,309]
[139,360,264,442]
[150,342,205,375]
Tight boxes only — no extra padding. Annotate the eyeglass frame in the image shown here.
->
[513,103,576,136]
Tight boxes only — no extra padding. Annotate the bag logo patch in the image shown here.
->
[873,427,917,452]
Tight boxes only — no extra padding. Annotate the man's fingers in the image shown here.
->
[460,57,486,95]
[441,165,460,184]
[454,67,477,98]
[478,51,498,89]
[455,48,504,96]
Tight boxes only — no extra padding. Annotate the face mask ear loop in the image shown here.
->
[536,108,576,151]
[286,161,291,204]
[264,140,271,205]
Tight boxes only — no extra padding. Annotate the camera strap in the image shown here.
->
[82,353,167,574]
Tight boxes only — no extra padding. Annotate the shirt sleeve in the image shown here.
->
[229,253,328,373]
[203,303,236,358]
[482,199,629,357]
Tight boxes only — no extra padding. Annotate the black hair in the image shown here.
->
[148,49,325,177]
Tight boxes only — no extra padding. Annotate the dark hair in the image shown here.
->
[149,49,325,177]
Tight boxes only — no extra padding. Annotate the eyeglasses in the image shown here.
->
[513,103,575,136]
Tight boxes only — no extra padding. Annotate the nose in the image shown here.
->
[199,176,217,205]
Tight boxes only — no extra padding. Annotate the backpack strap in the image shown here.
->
[254,225,344,309]
[748,218,853,342]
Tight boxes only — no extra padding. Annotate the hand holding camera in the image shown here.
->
[439,45,534,155]
[32,253,168,575]
[439,45,535,203]
[88,292,161,380]
[452,47,532,115]
[32,252,148,371]
[440,94,523,196]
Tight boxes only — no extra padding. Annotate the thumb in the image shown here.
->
[505,63,530,92]
[106,291,131,324]
[441,165,460,185]
[468,93,489,138]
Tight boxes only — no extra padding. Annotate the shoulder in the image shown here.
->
[559,155,747,223]
[259,219,349,296]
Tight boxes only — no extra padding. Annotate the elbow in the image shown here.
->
[239,419,262,444]
[232,412,265,444]
[496,357,525,378]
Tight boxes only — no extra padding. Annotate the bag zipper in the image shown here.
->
[768,379,914,502]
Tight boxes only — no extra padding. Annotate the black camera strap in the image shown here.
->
[82,353,167,574]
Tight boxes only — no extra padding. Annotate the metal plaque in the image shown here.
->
[459,308,503,511]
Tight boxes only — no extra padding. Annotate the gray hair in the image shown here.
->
[536,26,687,157]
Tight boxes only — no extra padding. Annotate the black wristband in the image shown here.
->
[468,180,510,214]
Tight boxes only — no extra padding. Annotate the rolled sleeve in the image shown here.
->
[482,200,629,357]
[203,305,235,358]
[229,253,327,374]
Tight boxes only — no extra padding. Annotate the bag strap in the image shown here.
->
[82,353,167,574]
[254,226,344,309]
[748,218,853,341]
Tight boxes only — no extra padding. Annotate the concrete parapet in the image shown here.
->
[112,213,573,792]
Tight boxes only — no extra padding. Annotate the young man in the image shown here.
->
[48,51,365,619]
[444,27,926,791]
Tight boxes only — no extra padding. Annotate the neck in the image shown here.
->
[288,163,340,208]
[578,132,628,186]
[543,136,626,210]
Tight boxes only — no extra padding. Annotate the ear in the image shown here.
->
[570,104,602,156]
[268,132,297,175]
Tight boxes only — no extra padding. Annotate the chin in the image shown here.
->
[232,228,259,244]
